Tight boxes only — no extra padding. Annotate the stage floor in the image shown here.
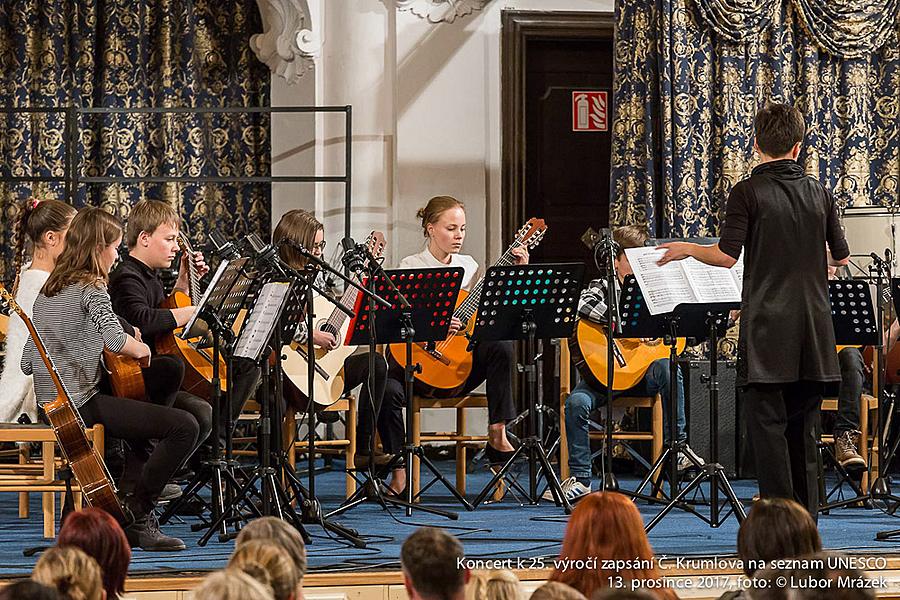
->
[1,460,899,580]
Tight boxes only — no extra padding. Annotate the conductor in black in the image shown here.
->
[655,103,850,516]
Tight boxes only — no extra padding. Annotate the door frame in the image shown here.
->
[501,10,615,242]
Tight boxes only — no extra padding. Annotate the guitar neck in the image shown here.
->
[454,245,520,324]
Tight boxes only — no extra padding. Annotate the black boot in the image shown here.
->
[122,496,186,552]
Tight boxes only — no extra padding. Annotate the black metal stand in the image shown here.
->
[469,263,584,510]
[328,266,469,518]
[645,311,746,531]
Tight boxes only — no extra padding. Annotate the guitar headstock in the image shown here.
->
[365,231,387,260]
[0,284,24,319]
[514,218,548,250]
[177,230,194,254]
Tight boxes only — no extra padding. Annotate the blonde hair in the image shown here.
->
[529,582,586,600]
[236,516,308,578]
[612,225,649,258]
[272,209,323,269]
[467,570,523,600]
[417,196,465,237]
[192,568,275,600]
[229,540,299,600]
[125,199,179,248]
[43,207,122,297]
[32,546,103,600]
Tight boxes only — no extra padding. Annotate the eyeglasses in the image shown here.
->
[311,240,327,251]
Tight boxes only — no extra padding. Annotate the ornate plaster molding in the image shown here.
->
[252,0,322,84]
[396,0,489,24]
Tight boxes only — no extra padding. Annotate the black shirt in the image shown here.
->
[108,254,177,352]
[719,159,850,386]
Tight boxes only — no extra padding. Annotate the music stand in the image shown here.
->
[470,263,584,512]
[615,276,744,530]
[197,281,314,545]
[158,257,259,543]
[326,267,468,519]
[818,279,879,513]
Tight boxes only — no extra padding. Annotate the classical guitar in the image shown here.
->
[0,284,125,522]
[155,230,228,398]
[568,319,687,391]
[103,348,145,401]
[281,232,387,406]
[387,218,548,398]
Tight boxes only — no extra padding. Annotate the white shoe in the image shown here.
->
[677,444,706,472]
[542,477,590,502]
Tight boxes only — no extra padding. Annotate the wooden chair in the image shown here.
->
[0,423,105,538]
[558,342,663,481]
[820,394,878,493]
[411,393,488,496]
[235,395,357,498]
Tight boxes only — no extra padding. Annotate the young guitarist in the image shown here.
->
[395,195,524,466]
[108,200,214,474]
[272,209,406,493]
[558,225,703,502]
[22,207,199,551]
[0,199,76,423]
[657,103,850,516]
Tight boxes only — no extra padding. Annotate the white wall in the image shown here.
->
[271,0,614,265]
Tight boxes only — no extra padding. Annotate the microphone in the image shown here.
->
[209,229,239,260]
[340,237,367,274]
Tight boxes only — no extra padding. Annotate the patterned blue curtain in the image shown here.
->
[0,0,270,284]
[611,0,900,237]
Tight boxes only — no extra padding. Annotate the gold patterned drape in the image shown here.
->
[611,0,900,237]
[0,0,270,285]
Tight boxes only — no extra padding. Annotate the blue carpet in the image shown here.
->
[0,460,898,578]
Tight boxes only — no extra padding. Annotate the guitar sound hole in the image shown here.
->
[320,324,339,337]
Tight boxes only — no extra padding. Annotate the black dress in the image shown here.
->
[719,159,850,387]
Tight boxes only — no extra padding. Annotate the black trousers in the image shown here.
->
[741,380,823,517]
[79,393,199,517]
[144,355,213,456]
[383,339,519,453]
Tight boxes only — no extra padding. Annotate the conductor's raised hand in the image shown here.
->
[656,242,693,266]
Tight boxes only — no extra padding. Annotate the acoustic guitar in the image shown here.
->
[569,319,687,391]
[281,232,387,406]
[387,218,548,398]
[0,313,7,344]
[103,348,145,401]
[0,284,125,522]
[155,230,228,398]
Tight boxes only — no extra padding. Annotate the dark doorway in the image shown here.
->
[502,11,615,280]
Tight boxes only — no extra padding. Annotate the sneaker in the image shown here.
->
[677,444,706,472]
[835,430,867,470]
[124,512,186,551]
[158,483,183,502]
[541,477,591,503]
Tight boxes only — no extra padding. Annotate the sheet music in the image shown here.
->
[233,282,292,361]
[624,246,743,315]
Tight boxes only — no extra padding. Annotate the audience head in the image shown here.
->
[549,492,673,600]
[236,516,308,580]
[754,103,805,159]
[191,568,274,600]
[229,539,299,600]
[750,553,874,599]
[32,546,104,600]
[738,498,822,577]
[401,527,470,600]
[57,508,131,600]
[528,582,586,600]
[591,591,658,600]
[0,580,60,600]
[43,207,123,296]
[466,570,522,600]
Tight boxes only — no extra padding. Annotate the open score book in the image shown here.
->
[624,246,744,315]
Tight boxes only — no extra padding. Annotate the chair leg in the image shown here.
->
[651,395,664,497]
[860,395,870,493]
[346,398,357,498]
[19,443,29,519]
[456,408,466,494]
[560,394,569,480]
[412,402,422,498]
[42,441,55,539]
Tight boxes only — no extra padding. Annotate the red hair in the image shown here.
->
[57,507,131,599]
[549,492,676,600]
